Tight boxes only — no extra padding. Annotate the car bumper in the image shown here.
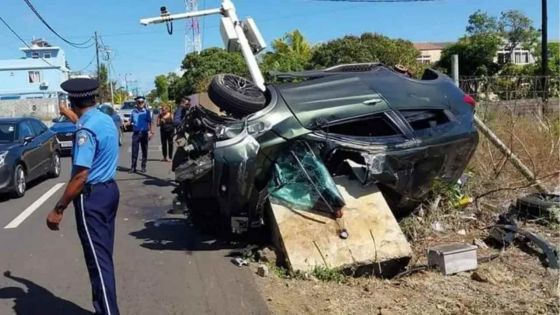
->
[0,165,14,193]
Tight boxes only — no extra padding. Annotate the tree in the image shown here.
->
[466,10,498,36]
[261,30,314,79]
[171,48,248,101]
[438,35,501,76]
[499,10,539,57]
[310,33,421,74]
[97,63,110,102]
[154,75,169,102]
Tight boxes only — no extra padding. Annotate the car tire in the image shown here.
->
[208,74,266,117]
[11,164,26,198]
[516,193,560,220]
[48,152,61,178]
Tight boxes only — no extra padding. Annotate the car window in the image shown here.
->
[30,119,48,136]
[18,121,35,140]
[0,123,16,143]
[322,113,400,137]
[121,102,136,110]
[98,105,115,116]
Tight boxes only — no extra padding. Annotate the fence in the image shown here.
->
[0,98,59,121]
[459,75,559,115]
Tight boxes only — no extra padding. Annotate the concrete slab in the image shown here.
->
[270,176,412,273]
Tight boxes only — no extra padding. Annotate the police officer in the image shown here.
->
[46,78,120,315]
[129,96,153,173]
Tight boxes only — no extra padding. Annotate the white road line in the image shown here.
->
[4,183,65,229]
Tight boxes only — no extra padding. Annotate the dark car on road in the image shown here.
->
[173,64,479,234]
[50,104,123,155]
[0,117,61,197]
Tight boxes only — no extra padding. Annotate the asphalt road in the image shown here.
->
[0,130,269,315]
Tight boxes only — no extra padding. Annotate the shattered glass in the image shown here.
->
[269,141,345,215]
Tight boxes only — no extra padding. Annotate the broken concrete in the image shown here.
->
[269,177,412,273]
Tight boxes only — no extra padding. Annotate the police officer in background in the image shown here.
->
[129,96,153,173]
[46,78,120,315]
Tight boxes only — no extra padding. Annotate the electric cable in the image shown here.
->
[22,0,94,48]
[0,15,65,72]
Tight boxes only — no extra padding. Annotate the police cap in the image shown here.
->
[61,78,99,98]
[134,96,146,102]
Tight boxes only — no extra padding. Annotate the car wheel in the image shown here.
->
[11,165,26,198]
[48,152,61,178]
[208,74,266,117]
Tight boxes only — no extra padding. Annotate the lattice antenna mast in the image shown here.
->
[185,0,202,54]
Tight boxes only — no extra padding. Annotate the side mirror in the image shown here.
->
[23,136,34,145]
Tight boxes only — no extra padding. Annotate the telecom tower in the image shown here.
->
[184,0,202,54]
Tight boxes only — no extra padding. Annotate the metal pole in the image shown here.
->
[473,115,547,193]
[541,0,548,102]
[95,31,100,83]
[451,54,459,87]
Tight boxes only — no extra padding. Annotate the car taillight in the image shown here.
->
[463,94,476,107]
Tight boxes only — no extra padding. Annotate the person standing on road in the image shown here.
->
[157,104,174,162]
[46,78,120,315]
[173,97,191,127]
[129,96,153,173]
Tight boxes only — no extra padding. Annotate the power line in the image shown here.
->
[313,0,439,2]
[0,15,65,72]
[75,54,97,72]
[22,0,94,48]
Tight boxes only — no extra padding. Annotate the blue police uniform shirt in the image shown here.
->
[131,107,152,132]
[72,108,119,184]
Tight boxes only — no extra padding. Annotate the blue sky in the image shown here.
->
[1,0,558,93]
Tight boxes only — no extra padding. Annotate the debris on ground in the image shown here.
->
[257,264,269,277]
[471,264,513,285]
[231,257,249,267]
[473,238,489,249]
[256,247,277,264]
[427,243,478,275]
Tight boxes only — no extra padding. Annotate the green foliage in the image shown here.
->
[438,35,501,76]
[467,10,498,36]
[310,33,421,74]
[311,266,345,283]
[180,48,248,96]
[97,63,110,102]
[499,10,539,54]
[431,178,463,207]
[261,30,314,80]
[154,74,169,102]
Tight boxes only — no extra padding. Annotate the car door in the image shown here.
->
[18,121,42,180]
[29,119,54,174]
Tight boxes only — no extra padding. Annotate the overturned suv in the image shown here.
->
[172,63,478,234]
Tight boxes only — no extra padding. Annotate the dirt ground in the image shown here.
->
[253,109,560,314]
[253,223,559,315]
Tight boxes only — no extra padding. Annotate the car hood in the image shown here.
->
[0,143,19,152]
[50,121,76,133]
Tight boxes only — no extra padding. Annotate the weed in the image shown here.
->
[311,266,346,283]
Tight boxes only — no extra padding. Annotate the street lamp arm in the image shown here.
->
[140,8,223,25]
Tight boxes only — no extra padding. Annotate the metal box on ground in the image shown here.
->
[427,243,478,275]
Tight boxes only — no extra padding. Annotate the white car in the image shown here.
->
[117,100,136,131]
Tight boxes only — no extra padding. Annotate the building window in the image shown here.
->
[416,54,432,64]
[43,52,51,58]
[31,52,39,59]
[28,71,41,83]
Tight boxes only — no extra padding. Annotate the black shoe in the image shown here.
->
[140,167,146,173]
[128,168,136,173]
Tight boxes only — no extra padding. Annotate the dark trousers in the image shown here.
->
[160,127,174,160]
[74,181,120,315]
[131,131,148,170]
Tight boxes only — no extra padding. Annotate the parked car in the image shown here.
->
[117,100,137,132]
[172,64,479,234]
[0,117,61,197]
[50,104,123,155]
